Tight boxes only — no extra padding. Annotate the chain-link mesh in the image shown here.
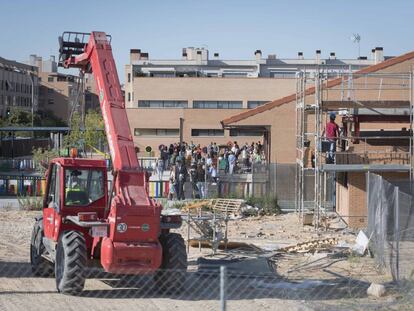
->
[1,209,413,310]
[0,261,413,310]
[367,172,414,282]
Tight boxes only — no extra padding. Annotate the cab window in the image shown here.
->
[65,169,104,206]
[47,164,60,209]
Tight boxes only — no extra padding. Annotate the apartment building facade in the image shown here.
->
[27,55,99,123]
[125,47,382,155]
[0,56,39,119]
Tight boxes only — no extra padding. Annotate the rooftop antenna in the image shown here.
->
[350,33,361,58]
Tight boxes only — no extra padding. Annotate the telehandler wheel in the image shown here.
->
[55,231,87,295]
[30,217,54,277]
[155,233,187,293]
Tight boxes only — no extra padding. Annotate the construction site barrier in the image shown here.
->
[0,174,46,196]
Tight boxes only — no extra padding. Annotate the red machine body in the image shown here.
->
[55,32,163,274]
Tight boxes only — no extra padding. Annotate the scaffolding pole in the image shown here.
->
[295,68,413,229]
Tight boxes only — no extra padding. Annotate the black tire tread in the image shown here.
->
[30,218,54,277]
[155,233,187,293]
[55,230,87,295]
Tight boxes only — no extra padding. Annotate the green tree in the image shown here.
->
[64,110,107,156]
[32,147,59,174]
[0,109,33,137]
[84,109,106,153]
[63,112,83,150]
[0,109,67,137]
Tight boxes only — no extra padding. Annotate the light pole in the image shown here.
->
[179,117,184,151]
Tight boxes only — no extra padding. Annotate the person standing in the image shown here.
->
[224,149,229,174]
[213,142,219,157]
[241,147,248,168]
[196,164,206,199]
[323,112,340,164]
[228,151,236,174]
[206,154,213,168]
[168,166,176,200]
[161,146,169,170]
[174,158,188,200]
[209,164,217,183]
[156,157,164,180]
[189,162,198,199]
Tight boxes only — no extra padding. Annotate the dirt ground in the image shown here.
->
[0,208,411,311]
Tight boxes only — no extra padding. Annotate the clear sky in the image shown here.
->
[0,0,412,82]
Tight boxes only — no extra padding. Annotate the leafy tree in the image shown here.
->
[0,109,67,137]
[32,147,59,174]
[63,112,83,150]
[84,109,106,153]
[64,110,107,155]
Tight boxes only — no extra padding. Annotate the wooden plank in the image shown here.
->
[212,199,244,213]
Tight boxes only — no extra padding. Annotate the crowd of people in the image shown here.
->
[151,141,267,200]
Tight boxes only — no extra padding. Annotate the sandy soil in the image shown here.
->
[0,209,410,311]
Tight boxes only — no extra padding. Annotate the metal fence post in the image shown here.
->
[220,265,227,311]
[395,186,400,282]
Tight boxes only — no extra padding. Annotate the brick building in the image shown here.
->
[222,50,414,228]
[125,47,381,155]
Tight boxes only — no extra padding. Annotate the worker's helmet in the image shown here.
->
[329,112,336,120]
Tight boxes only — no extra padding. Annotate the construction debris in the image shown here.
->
[367,283,386,298]
[188,240,263,252]
[182,199,245,253]
[352,230,370,255]
[276,237,339,254]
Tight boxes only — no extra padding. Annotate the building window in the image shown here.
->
[247,101,269,109]
[128,73,131,83]
[193,100,243,109]
[48,76,54,82]
[137,100,188,108]
[230,129,263,136]
[134,128,179,137]
[222,72,249,77]
[271,71,296,78]
[48,99,54,105]
[191,129,224,137]
[128,92,131,102]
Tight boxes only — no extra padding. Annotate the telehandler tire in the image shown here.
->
[30,217,54,277]
[155,233,187,293]
[55,231,87,295]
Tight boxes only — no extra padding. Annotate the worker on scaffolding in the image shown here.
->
[323,112,340,164]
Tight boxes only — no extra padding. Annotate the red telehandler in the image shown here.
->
[30,31,187,295]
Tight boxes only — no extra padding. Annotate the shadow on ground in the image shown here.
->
[0,260,374,301]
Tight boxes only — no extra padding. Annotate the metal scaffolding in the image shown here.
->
[295,68,414,228]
